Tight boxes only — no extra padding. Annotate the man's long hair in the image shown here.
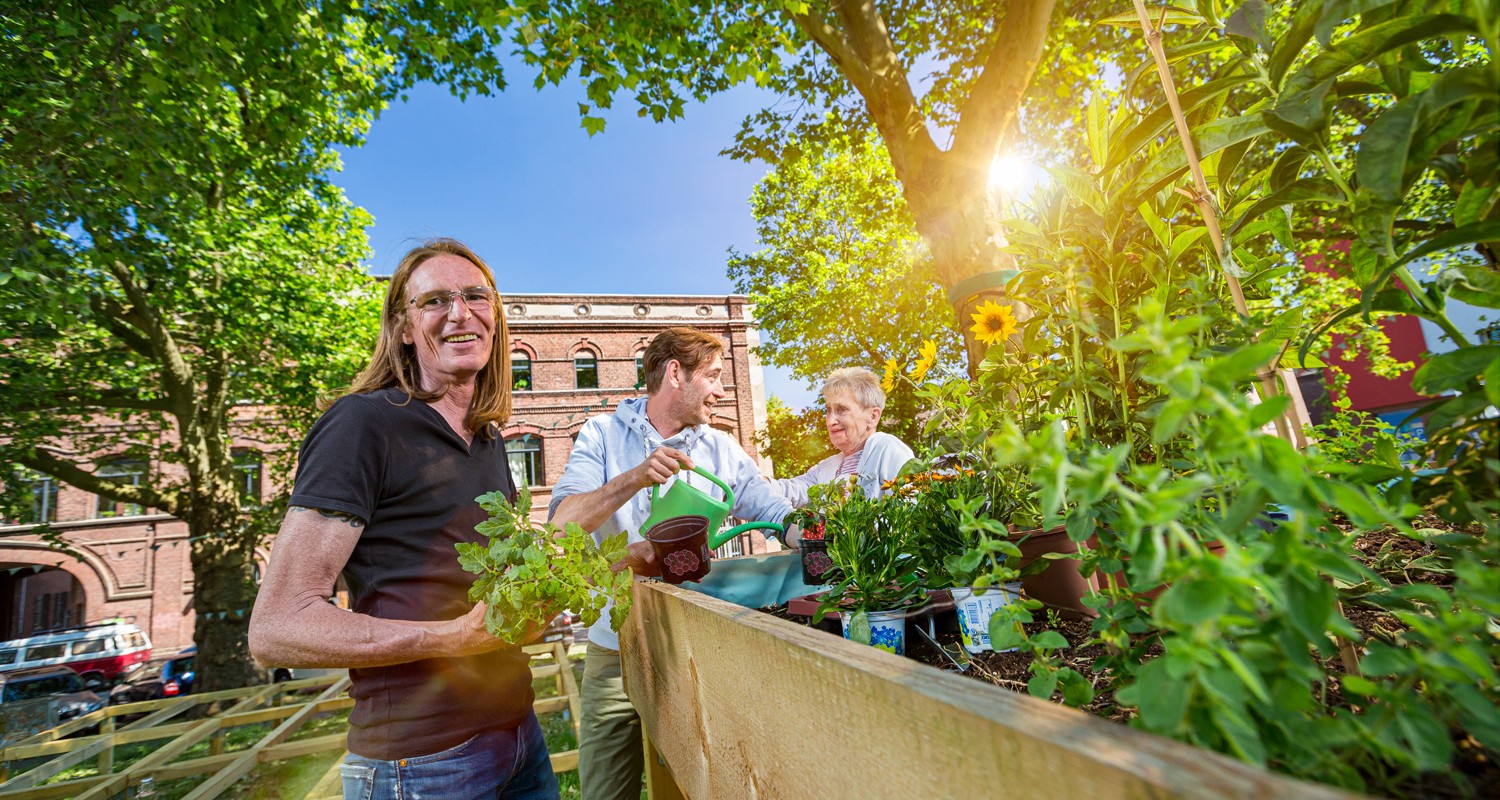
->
[332,238,512,438]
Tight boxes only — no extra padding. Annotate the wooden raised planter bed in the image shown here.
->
[622,581,1359,800]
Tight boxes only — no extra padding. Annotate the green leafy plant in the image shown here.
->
[811,479,924,638]
[458,487,633,644]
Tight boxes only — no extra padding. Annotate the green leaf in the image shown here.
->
[1412,345,1500,394]
[1277,14,1479,102]
[1134,115,1270,197]
[1097,6,1203,27]
[581,116,607,136]
[1031,629,1070,650]
[1366,219,1500,300]
[1356,68,1494,204]
[1229,178,1346,236]
[1104,76,1254,174]
[1027,670,1059,699]
[1225,0,1273,51]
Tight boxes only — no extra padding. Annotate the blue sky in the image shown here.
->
[333,75,821,408]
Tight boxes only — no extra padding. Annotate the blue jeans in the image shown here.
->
[340,712,559,800]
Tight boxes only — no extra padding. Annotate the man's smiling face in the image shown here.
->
[401,253,496,392]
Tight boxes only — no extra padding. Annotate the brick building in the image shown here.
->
[0,293,776,654]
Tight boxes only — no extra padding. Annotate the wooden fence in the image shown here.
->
[0,641,579,800]
[621,581,1362,800]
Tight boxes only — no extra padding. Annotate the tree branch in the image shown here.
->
[15,446,178,516]
[950,0,1059,167]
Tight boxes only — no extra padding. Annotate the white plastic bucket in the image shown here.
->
[841,609,905,655]
[951,583,1022,654]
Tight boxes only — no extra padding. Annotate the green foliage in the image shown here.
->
[461,487,633,644]
[756,396,833,479]
[809,479,924,619]
[728,130,964,439]
[0,0,519,688]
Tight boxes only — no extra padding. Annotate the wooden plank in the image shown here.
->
[70,718,220,800]
[642,732,686,800]
[180,677,351,800]
[621,582,1360,800]
[533,696,570,715]
[549,749,579,773]
[0,775,108,800]
[558,642,582,740]
[301,756,345,800]
[180,752,258,800]
[0,736,114,790]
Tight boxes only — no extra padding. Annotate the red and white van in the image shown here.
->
[0,623,153,685]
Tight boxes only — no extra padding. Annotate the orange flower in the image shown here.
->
[969,300,1019,346]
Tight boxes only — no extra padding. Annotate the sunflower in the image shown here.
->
[912,339,938,382]
[969,300,1019,346]
[881,358,900,393]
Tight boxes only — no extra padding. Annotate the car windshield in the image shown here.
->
[2,673,82,702]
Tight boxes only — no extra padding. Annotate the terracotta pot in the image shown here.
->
[1010,526,1098,620]
[1093,539,1229,602]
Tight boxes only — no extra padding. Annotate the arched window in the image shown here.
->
[511,351,532,391]
[233,450,263,505]
[635,353,646,390]
[507,435,543,488]
[574,352,598,389]
[95,458,146,518]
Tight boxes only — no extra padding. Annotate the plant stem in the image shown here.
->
[1112,301,1134,452]
[1129,0,1309,448]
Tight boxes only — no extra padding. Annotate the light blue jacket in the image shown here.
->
[774,431,915,505]
[549,397,794,650]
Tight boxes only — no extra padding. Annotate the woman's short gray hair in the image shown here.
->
[822,367,885,410]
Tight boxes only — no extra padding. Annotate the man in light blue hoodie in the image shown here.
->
[549,326,793,800]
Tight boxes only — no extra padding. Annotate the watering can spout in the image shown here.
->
[707,521,786,549]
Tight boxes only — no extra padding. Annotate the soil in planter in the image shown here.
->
[761,523,1499,799]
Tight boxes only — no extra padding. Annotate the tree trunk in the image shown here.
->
[185,506,262,691]
[903,155,1027,376]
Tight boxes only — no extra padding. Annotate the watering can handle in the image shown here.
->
[708,521,786,550]
[649,463,735,506]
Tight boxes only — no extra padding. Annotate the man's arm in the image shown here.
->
[248,506,499,669]
[549,446,693,532]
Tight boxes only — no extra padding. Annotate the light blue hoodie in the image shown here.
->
[549,396,793,650]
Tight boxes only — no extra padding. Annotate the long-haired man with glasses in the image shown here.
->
[251,239,559,800]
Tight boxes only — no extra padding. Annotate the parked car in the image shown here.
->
[0,623,152,685]
[109,647,195,705]
[0,665,106,720]
[543,610,576,644]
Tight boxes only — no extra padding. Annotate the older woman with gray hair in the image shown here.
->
[775,366,914,512]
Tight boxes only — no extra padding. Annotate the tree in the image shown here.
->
[728,130,965,435]
[756,397,832,478]
[499,0,1087,372]
[0,0,517,689]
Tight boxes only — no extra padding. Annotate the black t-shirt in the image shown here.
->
[289,387,532,759]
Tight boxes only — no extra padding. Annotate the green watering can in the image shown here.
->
[642,464,784,549]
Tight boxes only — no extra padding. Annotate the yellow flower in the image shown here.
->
[881,358,900,393]
[912,339,938,382]
[969,300,1019,346]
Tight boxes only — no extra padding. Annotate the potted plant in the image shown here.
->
[810,479,925,654]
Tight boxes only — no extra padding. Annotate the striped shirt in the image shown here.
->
[834,448,863,479]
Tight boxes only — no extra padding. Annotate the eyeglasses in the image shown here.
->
[408,286,497,314]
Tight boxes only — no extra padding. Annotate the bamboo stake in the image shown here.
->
[1130,1,1359,677]
[1129,0,1311,449]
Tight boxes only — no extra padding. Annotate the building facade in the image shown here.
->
[0,294,776,654]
